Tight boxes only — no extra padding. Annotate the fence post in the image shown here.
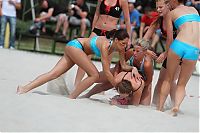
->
[4,23,10,48]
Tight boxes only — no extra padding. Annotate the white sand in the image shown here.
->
[0,48,199,132]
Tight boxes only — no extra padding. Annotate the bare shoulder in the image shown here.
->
[188,6,199,14]
[144,56,153,67]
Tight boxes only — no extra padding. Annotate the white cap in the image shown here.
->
[128,0,136,3]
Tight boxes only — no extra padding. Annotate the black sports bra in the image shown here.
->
[99,0,122,18]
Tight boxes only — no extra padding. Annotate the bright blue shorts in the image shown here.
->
[170,39,200,60]
[66,39,84,50]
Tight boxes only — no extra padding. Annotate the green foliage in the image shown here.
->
[16,19,32,33]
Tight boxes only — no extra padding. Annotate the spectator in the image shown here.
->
[185,0,192,6]
[0,1,2,16]
[139,6,160,50]
[134,0,156,13]
[0,0,21,49]
[68,0,91,37]
[119,2,141,44]
[36,0,68,38]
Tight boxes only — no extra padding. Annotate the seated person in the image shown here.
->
[67,0,91,37]
[119,2,141,44]
[139,6,160,50]
[36,0,68,37]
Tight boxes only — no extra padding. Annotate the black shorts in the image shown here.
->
[92,28,110,38]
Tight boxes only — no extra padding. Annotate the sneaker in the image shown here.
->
[0,46,3,49]
[10,46,15,50]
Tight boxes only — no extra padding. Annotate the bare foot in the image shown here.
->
[16,86,28,94]
[171,107,179,117]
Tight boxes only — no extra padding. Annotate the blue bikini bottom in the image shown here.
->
[170,39,199,60]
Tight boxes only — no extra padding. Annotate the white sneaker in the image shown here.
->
[0,46,3,48]
[10,46,15,50]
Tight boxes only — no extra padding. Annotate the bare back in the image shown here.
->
[171,6,200,48]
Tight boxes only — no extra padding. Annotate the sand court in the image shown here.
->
[0,48,199,132]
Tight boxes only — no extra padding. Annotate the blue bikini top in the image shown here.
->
[174,14,200,29]
[129,56,146,81]
[90,36,113,57]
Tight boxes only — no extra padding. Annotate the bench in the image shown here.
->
[17,31,69,55]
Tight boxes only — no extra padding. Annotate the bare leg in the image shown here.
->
[170,66,181,105]
[73,33,97,87]
[171,59,196,116]
[17,55,75,94]
[157,49,180,111]
[80,18,87,37]
[62,17,69,37]
[65,47,99,99]
[55,15,63,33]
[152,67,166,105]
[82,82,113,98]
[80,68,116,98]
[74,55,92,87]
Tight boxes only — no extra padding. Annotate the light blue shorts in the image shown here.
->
[66,39,84,50]
[170,39,200,60]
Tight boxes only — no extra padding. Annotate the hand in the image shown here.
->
[156,52,167,63]
[131,67,142,82]
[147,49,158,59]
[34,18,40,22]
[74,5,80,10]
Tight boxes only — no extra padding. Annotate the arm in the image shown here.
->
[9,0,21,10]
[92,0,101,30]
[139,22,145,39]
[101,40,116,86]
[35,8,54,22]
[165,12,173,53]
[143,58,153,87]
[74,5,88,18]
[143,22,159,40]
[119,50,134,72]
[121,0,131,38]
[121,0,131,48]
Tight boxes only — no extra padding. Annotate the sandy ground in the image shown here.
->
[0,48,199,132]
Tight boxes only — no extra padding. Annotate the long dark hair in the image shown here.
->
[107,29,129,40]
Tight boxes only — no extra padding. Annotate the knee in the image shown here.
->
[81,18,86,24]
[92,72,100,82]
[89,71,99,82]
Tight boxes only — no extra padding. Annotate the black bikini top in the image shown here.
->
[99,0,122,18]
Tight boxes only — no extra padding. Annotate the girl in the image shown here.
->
[74,0,132,87]
[158,0,200,116]
[17,29,131,99]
